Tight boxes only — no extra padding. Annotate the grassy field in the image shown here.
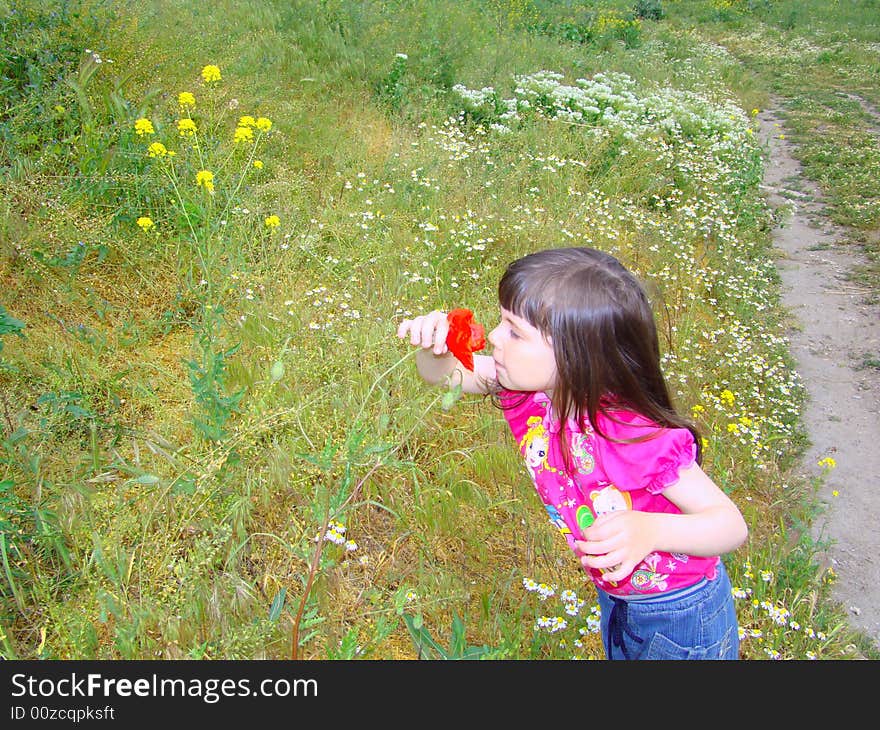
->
[1,0,878,660]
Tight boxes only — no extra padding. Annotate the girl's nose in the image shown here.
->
[488,324,501,348]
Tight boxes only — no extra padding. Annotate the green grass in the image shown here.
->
[0,0,877,660]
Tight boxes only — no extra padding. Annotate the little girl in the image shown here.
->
[396,246,748,660]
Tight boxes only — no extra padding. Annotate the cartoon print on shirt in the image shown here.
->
[629,552,670,593]
[590,484,632,515]
[503,395,717,599]
[576,504,595,533]
[570,431,595,475]
[544,504,571,538]
[588,485,633,589]
[520,416,557,481]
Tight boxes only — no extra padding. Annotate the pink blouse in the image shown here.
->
[500,390,719,597]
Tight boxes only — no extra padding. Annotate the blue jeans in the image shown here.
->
[597,560,739,660]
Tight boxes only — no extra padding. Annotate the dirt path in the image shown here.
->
[758,105,880,650]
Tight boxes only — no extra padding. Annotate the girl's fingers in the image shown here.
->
[574,538,613,556]
[601,564,630,583]
[418,316,437,349]
[397,311,450,351]
[580,551,623,571]
[409,318,425,346]
[432,319,449,354]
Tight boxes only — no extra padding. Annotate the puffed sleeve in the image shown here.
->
[595,414,697,494]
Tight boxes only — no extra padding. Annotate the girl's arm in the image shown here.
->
[397,310,495,394]
[574,463,748,583]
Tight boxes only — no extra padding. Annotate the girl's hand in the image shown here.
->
[396,309,495,394]
[396,310,450,356]
[573,511,658,584]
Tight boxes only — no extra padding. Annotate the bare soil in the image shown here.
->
[758,105,880,650]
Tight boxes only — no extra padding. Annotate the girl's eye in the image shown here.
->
[509,328,520,340]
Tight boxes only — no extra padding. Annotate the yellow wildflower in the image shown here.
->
[719,389,735,407]
[134,118,155,136]
[818,456,836,470]
[137,216,154,231]
[238,115,256,128]
[178,118,197,137]
[256,117,272,132]
[264,215,280,228]
[201,64,222,83]
[234,125,254,143]
[727,423,739,434]
[147,142,169,158]
[253,160,263,169]
[178,91,196,108]
[196,170,214,192]
[751,108,759,116]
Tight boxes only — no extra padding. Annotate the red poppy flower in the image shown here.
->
[446,308,486,372]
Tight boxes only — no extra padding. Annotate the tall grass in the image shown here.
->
[0,0,876,660]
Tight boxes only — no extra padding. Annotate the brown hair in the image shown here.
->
[495,246,700,472]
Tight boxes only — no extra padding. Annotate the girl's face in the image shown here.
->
[488,308,557,393]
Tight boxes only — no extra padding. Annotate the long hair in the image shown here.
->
[496,246,701,470]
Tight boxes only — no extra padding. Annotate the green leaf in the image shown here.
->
[270,360,285,382]
[65,404,94,419]
[403,613,448,659]
[269,588,286,622]
[363,442,394,455]
[440,383,462,411]
[4,428,29,447]
[449,613,466,656]
[0,307,26,338]
[171,476,197,496]
[131,474,161,486]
